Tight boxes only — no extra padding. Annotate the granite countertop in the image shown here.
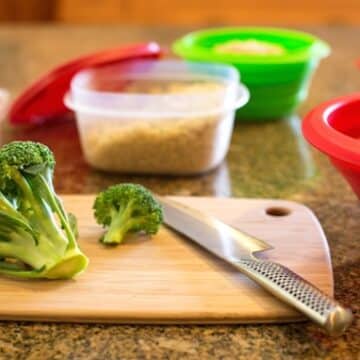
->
[0,25,358,359]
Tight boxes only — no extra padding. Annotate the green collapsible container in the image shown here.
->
[173,27,330,121]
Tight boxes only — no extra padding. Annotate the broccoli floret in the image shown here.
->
[93,183,163,245]
[0,141,88,279]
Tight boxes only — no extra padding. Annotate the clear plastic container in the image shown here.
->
[65,60,249,175]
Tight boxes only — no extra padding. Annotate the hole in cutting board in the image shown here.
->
[265,207,291,217]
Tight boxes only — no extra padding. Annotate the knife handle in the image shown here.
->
[233,259,353,335]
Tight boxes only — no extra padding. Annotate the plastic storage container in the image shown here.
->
[302,93,360,199]
[173,27,330,121]
[8,43,161,126]
[65,59,249,175]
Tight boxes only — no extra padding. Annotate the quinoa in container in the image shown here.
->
[65,60,249,175]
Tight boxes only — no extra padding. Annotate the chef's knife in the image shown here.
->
[159,197,353,336]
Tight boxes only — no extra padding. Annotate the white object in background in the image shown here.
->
[0,89,9,122]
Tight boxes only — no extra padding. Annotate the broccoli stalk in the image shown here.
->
[0,141,88,279]
[94,184,163,245]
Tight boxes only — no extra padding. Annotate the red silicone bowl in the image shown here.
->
[302,93,360,199]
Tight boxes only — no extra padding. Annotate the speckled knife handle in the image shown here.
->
[233,258,353,335]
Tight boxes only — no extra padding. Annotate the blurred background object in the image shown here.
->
[0,0,359,25]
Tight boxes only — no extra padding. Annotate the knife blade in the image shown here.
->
[161,196,272,260]
[159,196,353,336]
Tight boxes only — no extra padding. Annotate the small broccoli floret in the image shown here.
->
[93,183,163,245]
[0,141,88,279]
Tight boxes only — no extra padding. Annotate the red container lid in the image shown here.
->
[302,93,360,167]
[8,42,161,126]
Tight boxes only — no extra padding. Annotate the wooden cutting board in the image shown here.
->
[0,195,333,324]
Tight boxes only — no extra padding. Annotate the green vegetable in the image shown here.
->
[67,212,79,239]
[0,141,88,279]
[94,183,163,245]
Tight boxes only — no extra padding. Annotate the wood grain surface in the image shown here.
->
[0,195,333,324]
[55,0,360,25]
[1,1,359,25]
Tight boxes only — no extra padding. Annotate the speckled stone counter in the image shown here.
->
[0,25,358,359]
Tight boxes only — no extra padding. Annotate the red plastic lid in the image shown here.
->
[9,42,161,126]
[302,93,360,167]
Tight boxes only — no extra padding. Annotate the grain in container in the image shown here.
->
[65,59,249,175]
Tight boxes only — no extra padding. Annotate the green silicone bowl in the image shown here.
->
[173,27,330,121]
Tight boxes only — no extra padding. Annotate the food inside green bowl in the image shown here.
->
[214,39,285,56]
